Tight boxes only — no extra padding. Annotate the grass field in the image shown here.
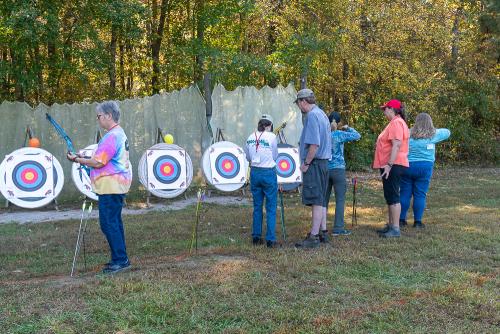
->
[0,168,499,333]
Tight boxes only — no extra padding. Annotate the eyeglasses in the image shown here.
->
[96,114,104,120]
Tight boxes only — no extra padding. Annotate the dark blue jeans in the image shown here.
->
[400,161,434,222]
[250,167,278,242]
[98,194,129,265]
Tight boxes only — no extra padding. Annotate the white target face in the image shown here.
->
[146,149,187,190]
[138,143,193,199]
[0,148,64,209]
[71,144,98,201]
[209,147,247,185]
[276,147,302,184]
[202,142,248,192]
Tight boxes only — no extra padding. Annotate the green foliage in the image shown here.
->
[0,0,498,164]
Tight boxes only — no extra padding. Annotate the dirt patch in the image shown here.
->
[0,196,250,225]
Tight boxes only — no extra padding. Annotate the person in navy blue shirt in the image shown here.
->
[400,113,450,228]
[321,112,361,239]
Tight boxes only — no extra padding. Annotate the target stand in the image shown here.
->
[274,124,303,242]
[1,148,64,210]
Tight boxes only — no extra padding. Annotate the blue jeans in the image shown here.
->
[324,168,347,232]
[98,194,129,265]
[400,161,434,222]
[250,167,278,242]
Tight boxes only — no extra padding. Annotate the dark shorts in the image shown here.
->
[302,159,329,206]
[380,164,407,205]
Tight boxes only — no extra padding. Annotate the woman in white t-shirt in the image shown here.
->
[244,115,279,248]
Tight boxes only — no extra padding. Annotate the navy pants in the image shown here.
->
[250,167,278,242]
[98,194,129,265]
[400,161,434,222]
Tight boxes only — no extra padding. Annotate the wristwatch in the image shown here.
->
[304,161,311,166]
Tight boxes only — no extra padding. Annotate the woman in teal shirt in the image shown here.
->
[400,113,450,228]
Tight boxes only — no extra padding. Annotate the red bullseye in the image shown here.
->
[279,160,290,171]
[160,162,174,176]
[222,159,234,172]
[21,168,38,184]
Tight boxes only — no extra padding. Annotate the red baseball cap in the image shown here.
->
[380,99,402,110]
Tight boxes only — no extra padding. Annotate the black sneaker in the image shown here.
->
[252,237,263,245]
[319,230,330,243]
[379,228,401,238]
[399,219,408,227]
[295,233,320,248]
[413,221,425,229]
[376,225,390,234]
[266,240,279,248]
[102,261,131,274]
[332,229,352,236]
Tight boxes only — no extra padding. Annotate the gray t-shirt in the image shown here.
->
[299,106,332,161]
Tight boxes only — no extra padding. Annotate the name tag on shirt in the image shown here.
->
[426,144,435,150]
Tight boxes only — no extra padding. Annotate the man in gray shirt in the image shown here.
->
[294,89,332,248]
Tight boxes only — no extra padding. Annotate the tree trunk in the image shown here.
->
[194,0,205,85]
[204,72,212,117]
[109,26,118,97]
[119,40,125,92]
[1,48,10,97]
[151,0,170,95]
[33,45,43,104]
[126,40,133,92]
[450,6,462,71]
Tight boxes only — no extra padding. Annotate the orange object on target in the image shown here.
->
[28,137,41,148]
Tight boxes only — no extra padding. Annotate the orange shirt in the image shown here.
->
[373,115,409,168]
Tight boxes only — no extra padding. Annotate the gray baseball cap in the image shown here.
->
[294,88,315,103]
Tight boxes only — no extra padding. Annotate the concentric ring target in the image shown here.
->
[153,155,181,184]
[138,143,193,199]
[277,143,301,191]
[276,153,296,178]
[71,144,98,201]
[13,160,47,192]
[202,141,249,192]
[214,152,240,179]
[0,148,64,209]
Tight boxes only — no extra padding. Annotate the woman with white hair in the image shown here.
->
[67,101,132,274]
[399,113,450,228]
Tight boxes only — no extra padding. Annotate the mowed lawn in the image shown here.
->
[0,168,498,333]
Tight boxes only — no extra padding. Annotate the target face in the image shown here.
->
[71,144,98,201]
[209,147,246,185]
[276,147,301,184]
[146,149,187,190]
[215,152,240,179]
[12,160,47,192]
[6,154,53,198]
[0,148,64,209]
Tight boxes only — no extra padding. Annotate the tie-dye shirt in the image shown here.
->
[90,125,132,194]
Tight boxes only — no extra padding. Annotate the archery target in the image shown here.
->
[71,144,98,201]
[277,144,301,191]
[0,148,64,209]
[202,141,249,191]
[138,143,193,199]
[214,152,240,179]
[146,149,187,190]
